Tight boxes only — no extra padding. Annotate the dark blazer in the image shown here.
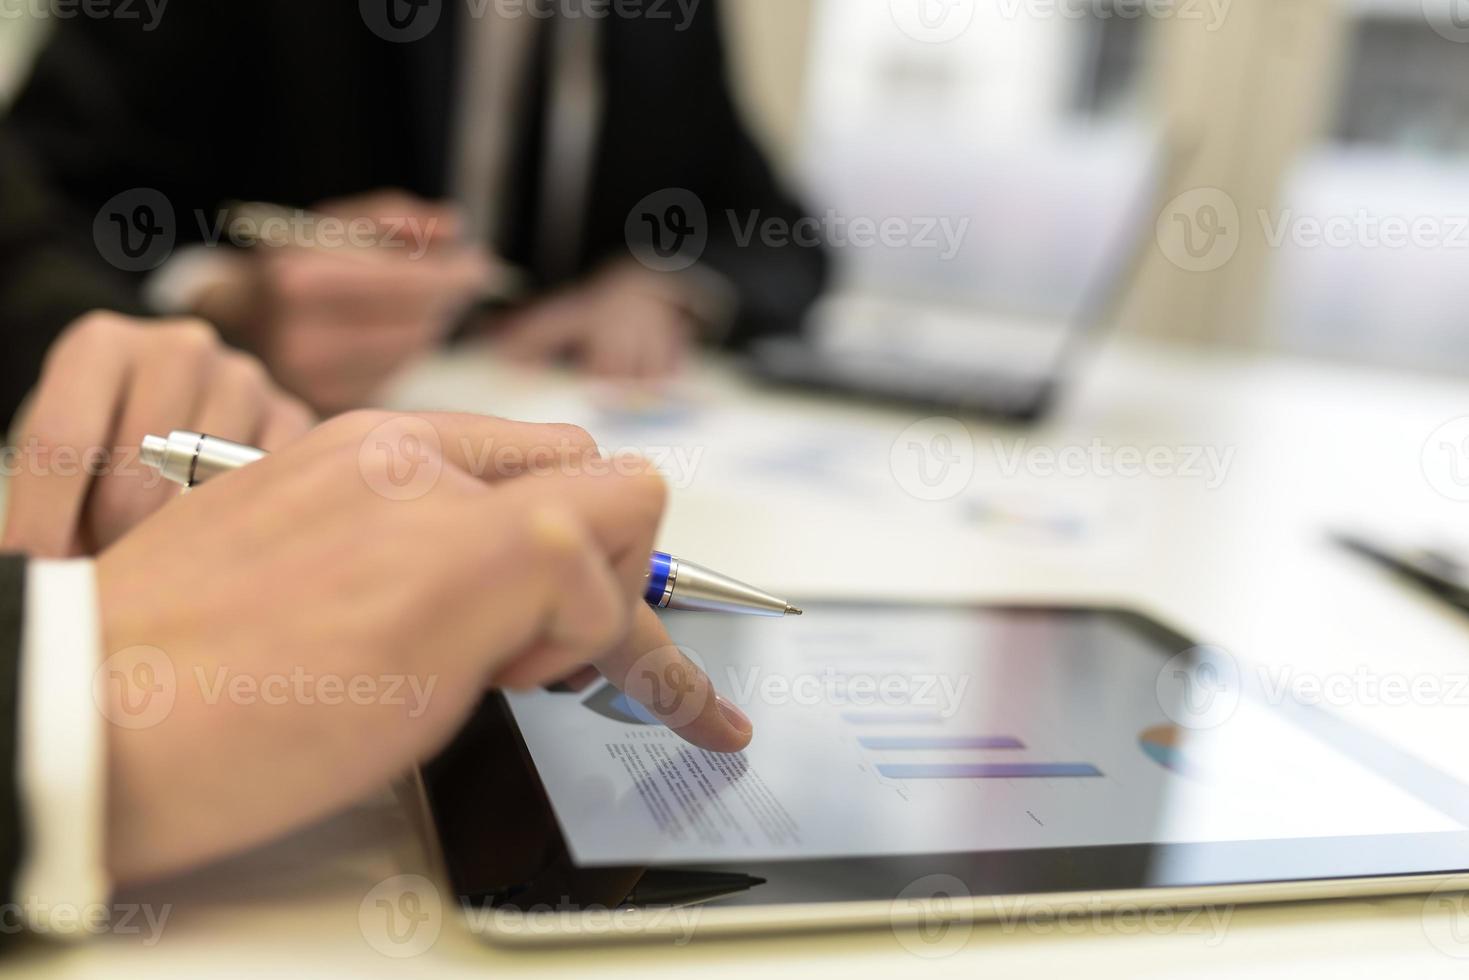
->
[2,1,826,358]
[0,135,145,426]
[0,555,24,907]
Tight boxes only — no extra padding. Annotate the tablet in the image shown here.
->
[415,604,1469,945]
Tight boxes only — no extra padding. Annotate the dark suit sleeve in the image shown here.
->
[0,3,262,402]
[0,133,146,428]
[0,555,26,909]
[588,1,829,345]
[0,17,193,430]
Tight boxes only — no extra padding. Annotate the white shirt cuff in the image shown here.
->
[142,245,238,316]
[13,560,108,938]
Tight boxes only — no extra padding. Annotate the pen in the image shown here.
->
[1335,530,1469,614]
[622,869,766,908]
[139,430,803,618]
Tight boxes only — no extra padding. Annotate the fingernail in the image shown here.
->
[715,695,753,735]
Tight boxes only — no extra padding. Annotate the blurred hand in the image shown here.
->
[2,313,313,558]
[197,191,501,414]
[491,262,697,379]
[95,410,753,884]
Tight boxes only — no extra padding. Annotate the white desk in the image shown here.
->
[20,337,1469,977]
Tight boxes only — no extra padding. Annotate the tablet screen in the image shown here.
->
[504,606,1465,868]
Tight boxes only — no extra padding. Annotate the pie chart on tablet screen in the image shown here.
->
[581,683,661,726]
[1138,723,1204,778]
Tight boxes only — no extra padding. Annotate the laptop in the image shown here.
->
[747,130,1171,422]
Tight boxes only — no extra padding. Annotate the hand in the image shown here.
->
[1,313,313,558]
[491,262,697,379]
[197,192,502,414]
[94,410,753,883]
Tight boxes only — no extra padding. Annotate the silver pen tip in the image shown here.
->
[785,605,804,617]
[139,434,168,471]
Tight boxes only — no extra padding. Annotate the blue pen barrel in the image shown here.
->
[644,552,675,607]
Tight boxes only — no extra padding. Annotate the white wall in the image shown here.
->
[720,0,816,174]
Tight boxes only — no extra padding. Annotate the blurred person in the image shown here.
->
[2,1,828,412]
[0,409,752,934]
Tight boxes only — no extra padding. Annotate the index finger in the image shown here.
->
[593,605,754,754]
[488,461,666,606]
[2,318,134,556]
